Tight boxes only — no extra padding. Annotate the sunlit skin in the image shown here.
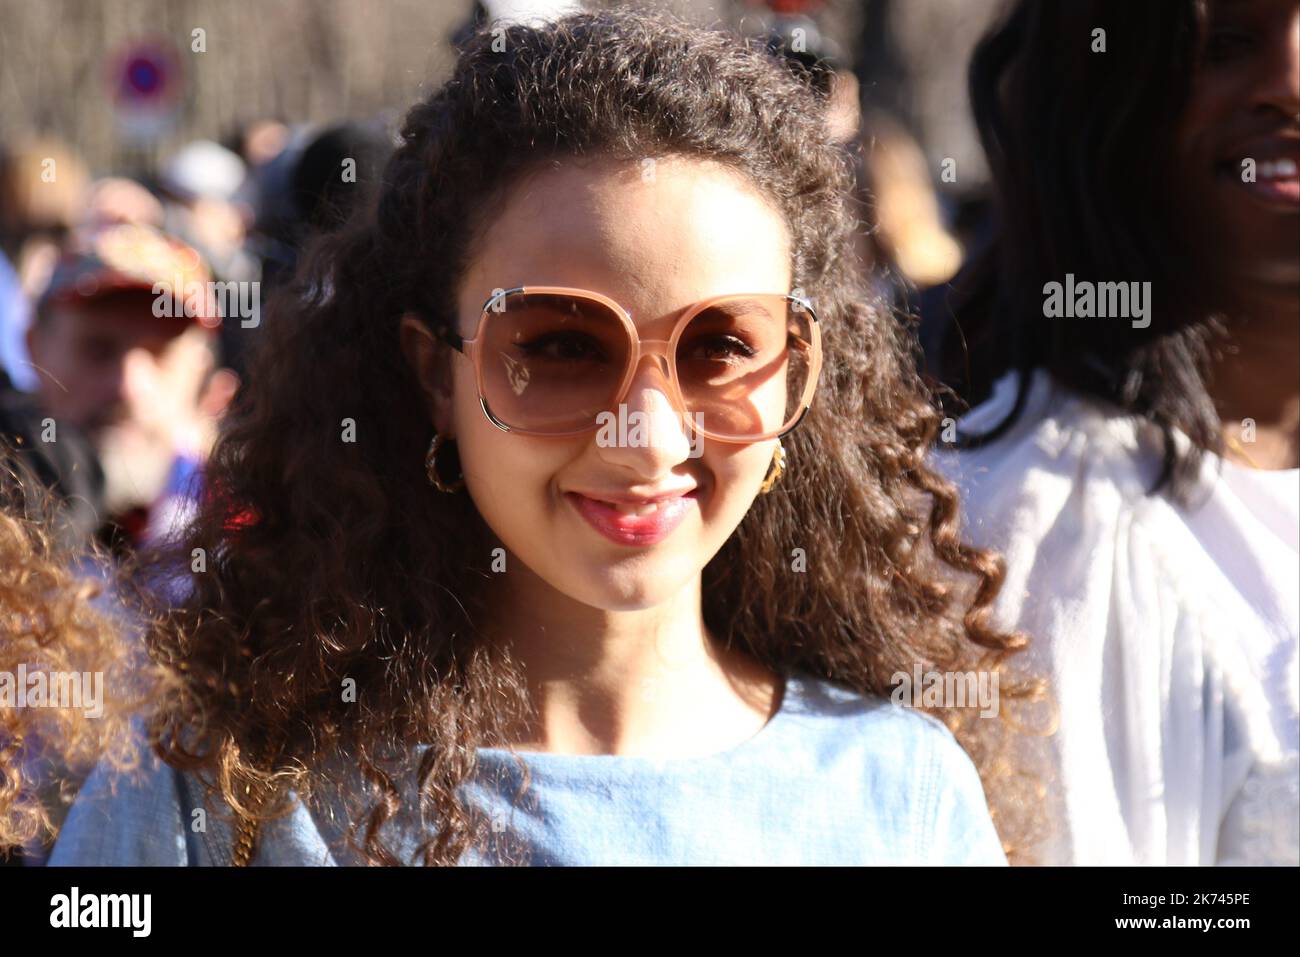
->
[401,156,793,757]
[1177,0,1300,468]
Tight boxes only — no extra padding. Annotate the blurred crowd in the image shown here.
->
[0,117,398,555]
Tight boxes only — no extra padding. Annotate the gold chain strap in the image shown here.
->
[232,783,261,866]
[232,813,259,866]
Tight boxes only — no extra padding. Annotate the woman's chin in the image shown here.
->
[557,558,700,612]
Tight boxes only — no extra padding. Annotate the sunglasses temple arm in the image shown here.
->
[433,323,467,354]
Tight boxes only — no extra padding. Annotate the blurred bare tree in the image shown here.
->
[0,0,470,171]
[0,0,997,194]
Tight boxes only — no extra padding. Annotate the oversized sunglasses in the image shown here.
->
[433,286,823,443]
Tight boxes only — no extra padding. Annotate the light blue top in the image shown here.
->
[48,672,1007,866]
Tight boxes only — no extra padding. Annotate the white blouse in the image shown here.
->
[938,369,1299,865]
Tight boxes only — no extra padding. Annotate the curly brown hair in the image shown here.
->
[3,7,1050,865]
[0,465,173,856]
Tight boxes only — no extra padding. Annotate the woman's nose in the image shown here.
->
[595,352,699,466]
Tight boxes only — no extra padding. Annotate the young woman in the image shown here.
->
[932,0,1299,864]
[12,9,1043,866]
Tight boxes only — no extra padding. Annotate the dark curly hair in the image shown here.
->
[4,7,1049,865]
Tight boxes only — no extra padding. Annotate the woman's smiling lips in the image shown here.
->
[1219,134,1300,210]
[564,488,698,546]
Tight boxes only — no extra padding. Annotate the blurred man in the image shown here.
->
[26,223,237,550]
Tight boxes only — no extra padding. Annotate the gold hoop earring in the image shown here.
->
[759,440,785,494]
[425,433,466,493]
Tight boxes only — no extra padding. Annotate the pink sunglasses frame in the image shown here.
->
[434,285,824,443]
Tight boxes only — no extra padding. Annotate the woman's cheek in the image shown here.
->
[702,443,770,527]
[461,430,538,520]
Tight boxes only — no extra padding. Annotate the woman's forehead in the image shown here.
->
[459,157,793,318]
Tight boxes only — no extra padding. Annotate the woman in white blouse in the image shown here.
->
[930,0,1299,864]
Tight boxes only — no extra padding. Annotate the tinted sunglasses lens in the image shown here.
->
[675,295,814,439]
[479,293,630,432]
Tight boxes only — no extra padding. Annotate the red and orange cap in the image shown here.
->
[37,223,218,327]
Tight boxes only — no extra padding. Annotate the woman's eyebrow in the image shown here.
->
[686,298,775,319]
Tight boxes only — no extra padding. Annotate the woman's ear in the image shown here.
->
[399,314,455,435]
